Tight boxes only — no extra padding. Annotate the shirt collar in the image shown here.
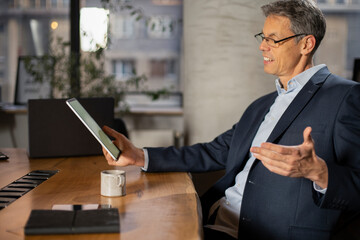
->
[275,64,326,96]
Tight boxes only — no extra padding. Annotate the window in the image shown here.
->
[80,8,109,52]
[29,0,36,8]
[150,59,177,78]
[0,0,70,102]
[40,0,47,8]
[105,1,182,111]
[113,59,135,81]
[147,16,177,38]
[62,0,70,7]
[111,15,135,39]
[51,0,58,7]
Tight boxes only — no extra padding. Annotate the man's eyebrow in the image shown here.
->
[264,32,278,38]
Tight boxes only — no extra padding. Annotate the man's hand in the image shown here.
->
[102,125,145,167]
[250,127,328,189]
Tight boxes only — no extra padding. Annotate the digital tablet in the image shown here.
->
[66,98,121,161]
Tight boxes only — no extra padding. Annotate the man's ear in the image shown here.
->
[301,35,316,55]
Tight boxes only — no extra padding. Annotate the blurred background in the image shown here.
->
[0,0,359,195]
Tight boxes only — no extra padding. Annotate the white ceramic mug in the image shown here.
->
[101,170,126,197]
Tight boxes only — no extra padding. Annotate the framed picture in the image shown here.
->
[14,56,52,105]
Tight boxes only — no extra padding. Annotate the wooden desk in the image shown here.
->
[0,149,203,240]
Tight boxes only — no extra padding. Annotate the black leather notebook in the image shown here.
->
[24,208,120,235]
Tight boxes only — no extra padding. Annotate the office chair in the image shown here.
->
[28,97,127,158]
[352,58,360,82]
[114,118,129,139]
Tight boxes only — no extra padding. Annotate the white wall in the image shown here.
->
[183,0,274,145]
[315,15,348,77]
[182,0,275,195]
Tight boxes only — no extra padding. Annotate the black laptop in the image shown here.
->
[28,98,115,158]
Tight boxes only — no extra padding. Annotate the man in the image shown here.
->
[102,0,360,239]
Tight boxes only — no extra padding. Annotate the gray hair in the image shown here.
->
[261,0,326,53]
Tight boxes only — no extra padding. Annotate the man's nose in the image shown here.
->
[259,39,270,51]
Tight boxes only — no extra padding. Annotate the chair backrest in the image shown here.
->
[28,98,115,158]
[353,58,360,82]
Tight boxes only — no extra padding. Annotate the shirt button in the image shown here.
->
[226,201,230,205]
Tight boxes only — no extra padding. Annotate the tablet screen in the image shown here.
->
[66,98,121,160]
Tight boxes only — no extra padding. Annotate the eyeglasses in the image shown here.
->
[254,32,307,48]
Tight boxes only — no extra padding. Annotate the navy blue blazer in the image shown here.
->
[146,67,360,240]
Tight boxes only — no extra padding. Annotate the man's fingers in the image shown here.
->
[103,125,128,143]
[253,142,293,155]
[261,160,292,176]
[253,151,288,168]
[303,126,313,144]
[102,146,115,165]
[102,125,118,138]
[252,127,314,156]
[250,127,322,180]
[251,146,283,160]
[102,146,107,156]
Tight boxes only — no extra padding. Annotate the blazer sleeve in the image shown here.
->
[145,123,237,173]
[319,84,360,211]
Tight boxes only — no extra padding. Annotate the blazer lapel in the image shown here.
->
[266,67,331,143]
[245,94,278,145]
[227,92,278,173]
